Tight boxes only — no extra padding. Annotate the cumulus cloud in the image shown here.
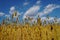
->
[23,5,40,19]
[9,6,15,14]
[0,12,5,16]
[37,4,60,17]
[43,4,60,14]
[10,6,15,11]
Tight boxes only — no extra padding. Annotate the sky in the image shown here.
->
[0,0,60,23]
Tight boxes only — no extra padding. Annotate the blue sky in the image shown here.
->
[0,0,60,23]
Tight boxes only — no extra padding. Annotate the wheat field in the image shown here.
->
[0,23,60,40]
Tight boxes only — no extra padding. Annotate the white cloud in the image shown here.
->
[37,4,60,17]
[23,2,29,6]
[23,5,40,19]
[9,6,15,14]
[0,12,5,16]
[43,4,60,14]
[10,6,15,11]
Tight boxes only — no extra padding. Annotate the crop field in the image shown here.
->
[0,23,60,40]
